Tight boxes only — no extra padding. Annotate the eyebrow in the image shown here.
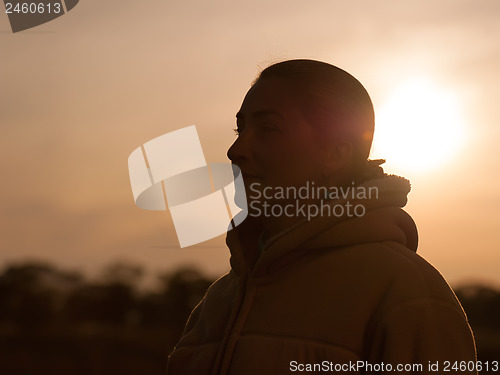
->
[235,109,285,121]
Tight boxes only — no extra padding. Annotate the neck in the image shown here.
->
[260,214,303,243]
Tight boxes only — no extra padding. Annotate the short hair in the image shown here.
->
[254,59,375,167]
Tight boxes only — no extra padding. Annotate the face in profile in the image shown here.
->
[227,77,333,196]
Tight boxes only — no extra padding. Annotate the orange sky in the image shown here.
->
[1,0,499,286]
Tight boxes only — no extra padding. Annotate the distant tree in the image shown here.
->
[455,284,500,329]
[64,283,136,326]
[0,261,83,330]
[63,260,145,327]
[98,260,144,287]
[138,266,214,335]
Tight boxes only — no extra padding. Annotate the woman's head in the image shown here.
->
[228,59,375,191]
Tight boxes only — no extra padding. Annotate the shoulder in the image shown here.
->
[355,242,466,318]
[318,241,464,313]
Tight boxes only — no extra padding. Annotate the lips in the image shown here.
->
[230,163,260,180]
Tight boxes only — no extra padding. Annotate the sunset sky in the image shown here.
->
[1,0,499,286]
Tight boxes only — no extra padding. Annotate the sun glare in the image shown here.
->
[371,78,466,174]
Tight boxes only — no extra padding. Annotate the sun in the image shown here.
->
[370,77,466,174]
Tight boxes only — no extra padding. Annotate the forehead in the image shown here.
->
[238,78,301,117]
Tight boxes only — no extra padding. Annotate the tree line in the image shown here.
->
[0,260,498,374]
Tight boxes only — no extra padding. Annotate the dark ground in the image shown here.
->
[0,261,498,375]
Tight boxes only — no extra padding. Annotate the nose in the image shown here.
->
[227,132,249,165]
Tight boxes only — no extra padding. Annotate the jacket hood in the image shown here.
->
[226,174,418,277]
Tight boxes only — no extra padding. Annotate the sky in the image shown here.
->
[1,0,499,286]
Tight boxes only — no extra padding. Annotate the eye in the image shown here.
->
[234,123,244,135]
[257,122,280,133]
[234,117,245,136]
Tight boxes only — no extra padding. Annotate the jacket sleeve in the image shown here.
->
[364,298,478,374]
[180,297,204,337]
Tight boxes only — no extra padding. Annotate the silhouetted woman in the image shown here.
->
[166,59,477,375]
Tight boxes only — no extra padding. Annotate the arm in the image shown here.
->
[364,298,477,374]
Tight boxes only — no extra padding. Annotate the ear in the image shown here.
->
[322,140,353,178]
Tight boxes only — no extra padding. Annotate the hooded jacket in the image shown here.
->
[166,175,477,375]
